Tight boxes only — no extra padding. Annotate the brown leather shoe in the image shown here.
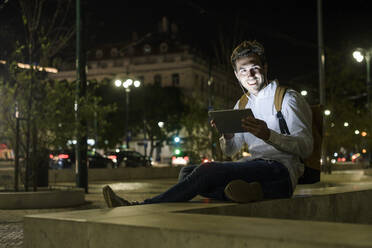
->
[224,180,264,203]
[102,185,132,208]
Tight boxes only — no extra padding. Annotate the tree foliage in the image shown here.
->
[325,47,371,157]
[0,0,114,190]
[130,84,185,157]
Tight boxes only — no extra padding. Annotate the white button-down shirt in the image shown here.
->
[219,80,313,190]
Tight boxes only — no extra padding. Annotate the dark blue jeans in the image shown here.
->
[143,159,293,204]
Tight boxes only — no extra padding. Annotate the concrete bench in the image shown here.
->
[24,187,372,248]
[0,188,85,209]
[0,167,183,187]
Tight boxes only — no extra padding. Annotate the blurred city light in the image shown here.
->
[353,50,364,62]
[115,78,141,88]
[361,131,367,137]
[114,79,122,87]
[351,153,361,162]
[301,90,308,96]
[123,80,130,88]
[362,149,367,154]
[87,139,95,146]
[174,136,180,143]
[355,130,360,135]
[174,148,181,155]
[331,159,336,164]
[208,77,213,86]
[334,152,338,157]
[324,109,331,116]
[344,122,349,127]
[158,121,164,128]
[0,59,58,73]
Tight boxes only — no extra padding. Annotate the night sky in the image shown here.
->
[2,0,372,86]
[84,0,372,86]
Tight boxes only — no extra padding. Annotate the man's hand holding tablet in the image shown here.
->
[209,109,270,141]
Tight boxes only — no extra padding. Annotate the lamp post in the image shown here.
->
[353,48,372,165]
[114,78,141,149]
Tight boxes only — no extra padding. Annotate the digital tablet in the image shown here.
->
[208,108,254,134]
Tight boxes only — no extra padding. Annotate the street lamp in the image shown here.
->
[114,78,141,149]
[353,47,371,100]
[158,121,164,128]
[353,48,372,165]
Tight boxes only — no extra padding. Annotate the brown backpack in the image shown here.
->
[238,86,323,184]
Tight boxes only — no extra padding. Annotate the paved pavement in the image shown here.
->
[0,178,181,248]
[2,169,372,248]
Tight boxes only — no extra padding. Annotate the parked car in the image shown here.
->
[106,150,152,167]
[49,150,73,169]
[49,150,114,169]
[87,150,115,169]
[171,150,211,166]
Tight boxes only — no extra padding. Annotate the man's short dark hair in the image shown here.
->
[230,40,266,71]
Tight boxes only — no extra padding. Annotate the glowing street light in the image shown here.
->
[114,79,122,87]
[174,136,180,143]
[355,130,360,135]
[324,109,331,116]
[353,50,364,63]
[344,122,349,127]
[352,48,371,84]
[353,48,372,164]
[301,90,308,96]
[158,121,164,128]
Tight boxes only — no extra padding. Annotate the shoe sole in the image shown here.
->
[102,185,114,208]
[224,180,263,203]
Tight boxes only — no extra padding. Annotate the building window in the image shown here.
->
[138,76,145,84]
[160,42,168,53]
[194,74,199,87]
[95,49,103,59]
[143,44,151,54]
[172,73,179,86]
[111,48,118,57]
[113,60,123,67]
[154,74,162,86]
[97,61,107,68]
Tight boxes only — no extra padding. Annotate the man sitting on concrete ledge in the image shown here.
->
[103,40,313,207]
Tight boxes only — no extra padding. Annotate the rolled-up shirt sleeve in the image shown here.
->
[219,132,245,157]
[266,90,313,159]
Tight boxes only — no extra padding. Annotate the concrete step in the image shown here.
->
[0,188,85,209]
[24,189,372,248]
[0,167,182,187]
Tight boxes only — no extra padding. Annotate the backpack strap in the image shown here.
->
[274,86,288,112]
[238,93,249,109]
[274,86,291,135]
[238,85,291,135]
